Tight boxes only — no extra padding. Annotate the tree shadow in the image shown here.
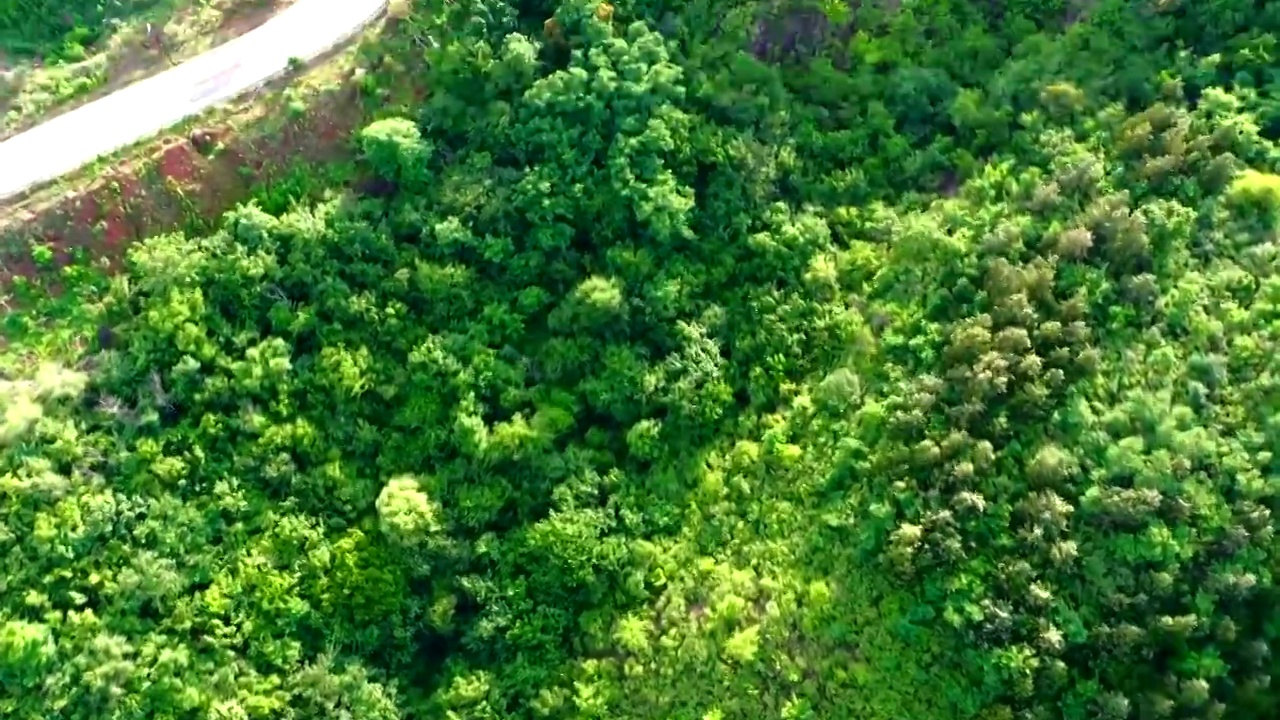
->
[750,2,837,65]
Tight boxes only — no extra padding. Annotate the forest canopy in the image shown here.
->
[5,0,1280,718]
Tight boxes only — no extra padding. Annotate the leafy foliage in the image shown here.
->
[0,0,168,62]
[6,0,1280,718]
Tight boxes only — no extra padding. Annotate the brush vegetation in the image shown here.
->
[4,1,1280,719]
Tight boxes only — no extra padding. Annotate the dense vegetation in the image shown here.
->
[5,0,1280,717]
[0,0,169,62]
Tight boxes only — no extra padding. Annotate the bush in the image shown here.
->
[358,116,432,186]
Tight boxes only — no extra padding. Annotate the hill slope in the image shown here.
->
[3,1,1280,719]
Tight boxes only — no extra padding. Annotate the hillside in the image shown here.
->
[3,1,1280,718]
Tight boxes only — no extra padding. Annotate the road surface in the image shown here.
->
[0,0,388,201]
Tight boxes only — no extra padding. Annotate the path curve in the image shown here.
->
[0,0,388,202]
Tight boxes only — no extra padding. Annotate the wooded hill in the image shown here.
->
[4,1,1280,718]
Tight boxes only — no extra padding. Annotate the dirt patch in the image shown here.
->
[219,0,289,34]
[0,78,365,287]
[157,140,202,185]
